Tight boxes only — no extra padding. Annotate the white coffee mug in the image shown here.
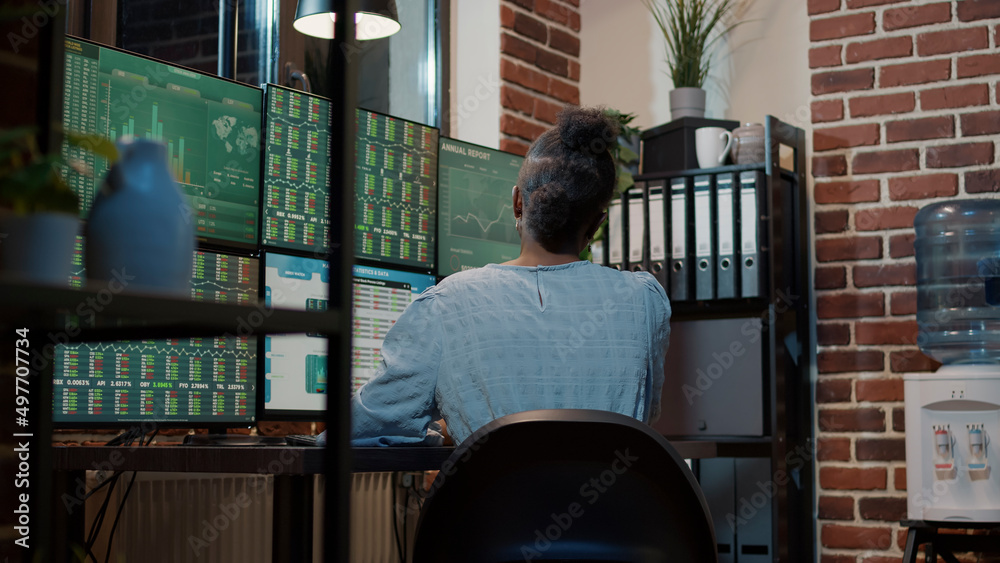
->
[695,127,733,168]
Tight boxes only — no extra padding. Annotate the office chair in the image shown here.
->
[412,409,718,563]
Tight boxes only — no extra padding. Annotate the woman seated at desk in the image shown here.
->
[349,105,671,446]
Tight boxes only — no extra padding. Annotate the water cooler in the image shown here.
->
[905,199,1000,522]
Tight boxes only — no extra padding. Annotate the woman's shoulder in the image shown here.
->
[609,268,669,309]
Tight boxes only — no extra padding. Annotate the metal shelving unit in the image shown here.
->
[606,116,813,562]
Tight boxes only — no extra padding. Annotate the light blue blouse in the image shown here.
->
[350,261,671,446]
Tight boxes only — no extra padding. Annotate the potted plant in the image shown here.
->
[583,109,640,263]
[0,127,115,285]
[644,0,743,120]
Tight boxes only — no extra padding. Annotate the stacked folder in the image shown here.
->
[600,171,767,302]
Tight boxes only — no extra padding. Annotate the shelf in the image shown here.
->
[0,280,343,339]
[662,436,773,458]
[634,162,800,183]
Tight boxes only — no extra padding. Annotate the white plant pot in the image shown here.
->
[86,138,195,296]
[0,211,80,286]
[669,87,707,120]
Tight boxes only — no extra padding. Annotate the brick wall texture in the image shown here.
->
[121,0,262,84]
[809,0,1000,560]
[499,0,582,156]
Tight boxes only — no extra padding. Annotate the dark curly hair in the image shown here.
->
[517,106,619,251]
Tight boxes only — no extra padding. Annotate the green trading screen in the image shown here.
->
[436,138,524,276]
[53,250,259,426]
[61,37,262,249]
[261,85,332,253]
[354,108,439,270]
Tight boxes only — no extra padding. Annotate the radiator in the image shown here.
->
[87,471,401,563]
[88,472,273,563]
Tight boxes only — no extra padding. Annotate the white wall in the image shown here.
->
[723,0,810,130]
[580,0,810,134]
[449,0,501,148]
[578,0,673,130]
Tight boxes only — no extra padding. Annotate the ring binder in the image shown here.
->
[694,175,714,301]
[739,171,762,298]
[716,173,736,299]
[669,177,690,301]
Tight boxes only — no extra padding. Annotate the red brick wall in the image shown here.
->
[499,0,582,155]
[809,0,1000,560]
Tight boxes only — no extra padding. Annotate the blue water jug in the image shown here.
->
[914,199,1000,364]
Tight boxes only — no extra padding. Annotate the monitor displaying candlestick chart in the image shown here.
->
[61,37,262,250]
[354,108,439,270]
[436,138,524,276]
[260,253,435,419]
[261,85,333,252]
[53,250,259,427]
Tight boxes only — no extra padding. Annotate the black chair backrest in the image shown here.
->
[412,409,718,563]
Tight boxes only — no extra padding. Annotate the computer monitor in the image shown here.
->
[260,252,435,419]
[61,37,263,251]
[354,108,439,271]
[52,249,259,427]
[261,252,329,419]
[436,137,524,276]
[260,84,333,253]
[350,265,436,391]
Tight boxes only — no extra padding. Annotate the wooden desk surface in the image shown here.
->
[53,440,716,474]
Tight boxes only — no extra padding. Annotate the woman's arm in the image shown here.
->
[639,274,671,423]
[351,291,444,446]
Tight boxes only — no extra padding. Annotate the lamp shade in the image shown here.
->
[293,0,400,40]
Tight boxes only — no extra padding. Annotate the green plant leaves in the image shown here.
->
[0,127,116,215]
[644,0,742,88]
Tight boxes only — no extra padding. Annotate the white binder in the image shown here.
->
[608,198,623,266]
[627,185,645,267]
[694,175,714,301]
[669,177,689,301]
[648,180,666,265]
[740,171,761,298]
[716,174,736,299]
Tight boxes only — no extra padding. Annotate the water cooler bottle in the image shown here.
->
[905,199,1000,522]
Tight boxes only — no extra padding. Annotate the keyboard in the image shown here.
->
[284,434,322,447]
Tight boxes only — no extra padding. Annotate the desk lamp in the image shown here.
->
[293,0,401,40]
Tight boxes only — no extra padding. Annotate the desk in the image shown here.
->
[901,520,1000,562]
[53,441,717,561]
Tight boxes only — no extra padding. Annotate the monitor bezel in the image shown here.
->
[62,35,264,254]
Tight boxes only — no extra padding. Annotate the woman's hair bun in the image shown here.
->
[556,105,620,155]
